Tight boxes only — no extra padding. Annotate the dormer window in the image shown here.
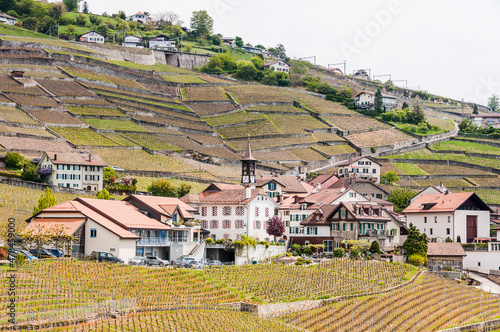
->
[300,204,307,210]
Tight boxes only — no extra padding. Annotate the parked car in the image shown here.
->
[45,248,64,258]
[8,249,38,261]
[172,256,196,268]
[145,256,169,267]
[111,166,124,171]
[29,249,57,259]
[187,260,206,269]
[129,256,147,265]
[206,260,222,267]
[90,251,123,263]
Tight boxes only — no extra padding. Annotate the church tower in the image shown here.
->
[241,140,256,184]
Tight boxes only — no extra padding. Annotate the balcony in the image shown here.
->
[137,237,170,246]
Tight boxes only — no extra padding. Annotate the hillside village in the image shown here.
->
[0,1,499,331]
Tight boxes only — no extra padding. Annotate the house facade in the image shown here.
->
[470,113,500,128]
[382,94,397,110]
[38,152,106,191]
[404,192,492,243]
[263,60,290,74]
[123,35,143,48]
[129,12,150,24]
[255,175,313,198]
[149,35,176,50]
[0,13,18,25]
[77,31,105,44]
[427,242,466,274]
[336,156,381,183]
[355,91,375,109]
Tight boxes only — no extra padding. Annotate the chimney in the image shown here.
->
[245,187,251,199]
[316,183,321,190]
[88,153,92,162]
[278,194,284,204]
[340,186,345,192]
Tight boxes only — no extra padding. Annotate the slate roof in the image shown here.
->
[427,242,466,257]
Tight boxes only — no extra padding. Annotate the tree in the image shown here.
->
[22,163,38,182]
[266,216,285,243]
[268,43,287,60]
[95,188,111,200]
[62,0,81,12]
[374,88,383,113]
[5,152,25,169]
[409,104,426,124]
[66,24,76,36]
[445,237,452,242]
[75,13,86,26]
[403,223,428,258]
[103,167,117,184]
[147,178,175,197]
[33,188,57,216]
[381,171,399,185]
[402,101,409,109]
[235,36,243,47]
[211,34,221,46]
[82,1,88,14]
[388,188,417,213]
[96,22,108,36]
[473,103,478,114]
[236,60,257,80]
[190,10,213,36]
[117,10,126,20]
[153,11,180,28]
[0,0,16,12]
[49,2,65,20]
[369,240,381,254]
[488,95,499,112]
[88,14,100,26]
[22,17,39,31]
[178,183,192,197]
[261,72,278,86]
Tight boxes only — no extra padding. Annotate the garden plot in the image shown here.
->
[346,129,412,148]
[36,79,95,97]
[430,140,500,155]
[182,86,229,101]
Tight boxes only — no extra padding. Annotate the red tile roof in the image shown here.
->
[404,192,491,213]
[310,174,339,189]
[44,152,107,167]
[336,156,381,167]
[256,175,313,194]
[124,195,196,219]
[301,201,390,226]
[25,218,85,235]
[427,242,466,257]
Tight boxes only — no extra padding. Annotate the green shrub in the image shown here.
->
[215,239,224,244]
[302,245,313,256]
[370,147,376,153]
[5,152,25,169]
[304,259,312,264]
[205,238,214,244]
[369,240,381,254]
[295,261,303,266]
[408,254,427,266]
[333,247,345,258]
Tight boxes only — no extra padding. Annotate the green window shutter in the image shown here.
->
[350,223,353,231]
[342,223,346,231]
[315,228,318,235]
[307,227,310,235]
[330,223,333,231]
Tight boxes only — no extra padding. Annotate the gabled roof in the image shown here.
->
[42,152,107,167]
[427,242,466,257]
[404,192,492,213]
[77,30,105,38]
[355,91,375,97]
[301,201,390,226]
[0,13,18,20]
[264,60,290,67]
[123,195,196,220]
[336,156,381,167]
[25,218,85,236]
[150,34,172,41]
[310,174,339,189]
[255,175,313,194]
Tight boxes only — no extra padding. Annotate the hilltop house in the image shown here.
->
[241,45,265,56]
[149,34,176,50]
[470,113,500,129]
[0,13,18,25]
[25,195,202,263]
[123,35,143,48]
[327,67,343,75]
[129,12,151,24]
[263,60,290,74]
[354,69,370,80]
[222,37,234,46]
[38,152,106,191]
[77,31,105,44]
[355,91,397,110]
[335,156,382,184]
[404,192,492,243]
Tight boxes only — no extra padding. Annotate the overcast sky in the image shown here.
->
[83,0,500,106]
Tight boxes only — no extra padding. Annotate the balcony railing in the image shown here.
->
[137,237,170,246]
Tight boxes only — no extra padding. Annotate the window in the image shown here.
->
[448,216,451,223]
[90,228,97,238]
[235,220,244,229]
[201,207,207,217]
[222,220,231,229]
[201,220,208,228]
[74,165,80,171]
[212,207,217,216]
[236,206,244,216]
[372,169,376,173]
[430,228,433,235]
[255,207,259,216]
[265,207,269,217]
[424,217,427,223]
[324,240,333,253]
[446,228,450,235]
[210,220,219,229]
[72,184,78,188]
[359,161,364,165]
[342,223,346,231]
[223,206,231,216]
[57,165,63,170]
[268,182,276,191]
[350,223,354,231]
[66,165,70,170]
[434,216,438,223]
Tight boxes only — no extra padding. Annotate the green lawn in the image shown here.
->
[0,24,50,38]
[82,119,147,132]
[393,163,428,175]
[390,122,447,136]
[431,140,500,155]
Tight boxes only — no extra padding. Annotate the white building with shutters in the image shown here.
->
[181,183,280,242]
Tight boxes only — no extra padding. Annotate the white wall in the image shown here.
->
[84,219,136,262]
[235,245,287,265]
[463,251,500,273]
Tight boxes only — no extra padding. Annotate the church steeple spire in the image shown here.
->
[241,139,256,184]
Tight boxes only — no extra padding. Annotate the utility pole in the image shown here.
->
[57,23,59,39]
[392,79,408,89]
[373,74,391,82]
[328,61,347,75]
[299,56,317,66]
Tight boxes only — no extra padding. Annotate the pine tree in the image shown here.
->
[374,88,383,113]
[403,223,428,257]
[82,1,88,14]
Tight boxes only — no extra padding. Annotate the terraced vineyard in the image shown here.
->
[430,140,500,155]
[81,118,147,132]
[162,74,207,83]
[61,66,147,90]
[26,109,83,124]
[224,85,305,105]
[5,94,59,107]
[187,102,238,116]
[36,79,95,97]
[0,106,39,124]
[227,135,318,151]
[66,106,126,117]
[268,114,329,134]
[204,110,265,127]
[280,273,498,332]
[346,129,412,148]
[182,86,229,101]
[218,120,281,139]
[121,133,182,151]
[249,104,309,114]
[323,114,390,133]
[50,127,119,146]
[313,144,357,156]
[133,176,207,193]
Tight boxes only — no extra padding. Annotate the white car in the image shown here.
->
[111,166,124,171]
